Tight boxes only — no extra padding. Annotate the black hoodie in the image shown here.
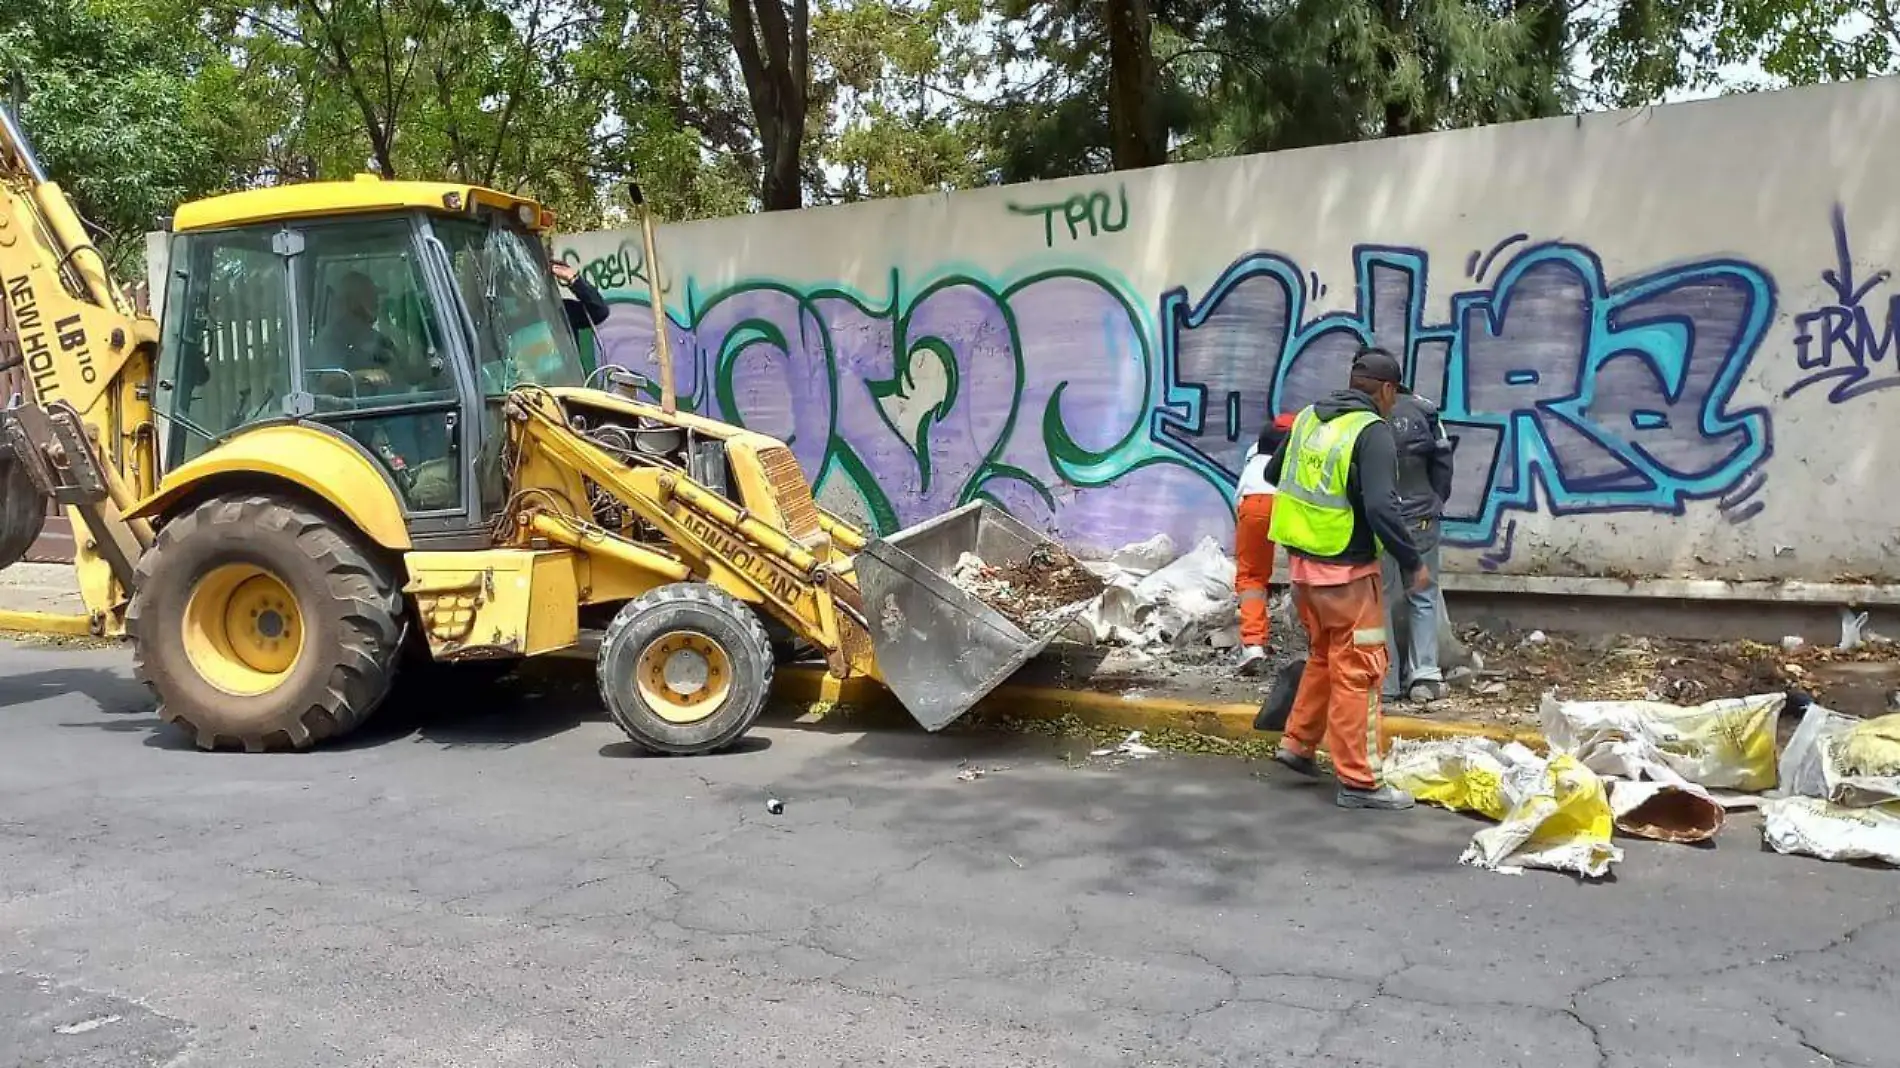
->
[562,275,611,335]
[1264,388,1423,575]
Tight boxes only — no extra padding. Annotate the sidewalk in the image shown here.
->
[0,562,87,615]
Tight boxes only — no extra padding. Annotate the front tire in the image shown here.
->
[597,583,773,755]
[127,494,404,752]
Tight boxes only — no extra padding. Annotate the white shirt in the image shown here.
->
[1236,443,1277,498]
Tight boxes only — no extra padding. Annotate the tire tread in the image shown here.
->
[128,493,402,752]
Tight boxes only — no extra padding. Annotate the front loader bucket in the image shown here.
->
[855,501,1093,732]
[0,446,47,571]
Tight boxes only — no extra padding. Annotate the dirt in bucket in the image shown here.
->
[950,545,1107,634]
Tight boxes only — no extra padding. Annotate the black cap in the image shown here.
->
[1350,346,1403,386]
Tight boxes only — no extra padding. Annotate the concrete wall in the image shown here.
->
[559,78,1900,588]
[142,77,1878,590]
[567,80,1900,588]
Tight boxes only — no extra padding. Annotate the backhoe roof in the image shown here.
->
[172,175,554,234]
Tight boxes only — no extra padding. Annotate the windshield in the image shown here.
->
[430,214,586,395]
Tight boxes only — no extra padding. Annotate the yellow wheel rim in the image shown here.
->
[182,564,306,697]
[635,630,732,724]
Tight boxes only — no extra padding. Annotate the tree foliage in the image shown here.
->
[0,0,251,269]
[2,0,1882,247]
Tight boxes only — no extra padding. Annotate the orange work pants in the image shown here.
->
[1281,574,1390,788]
[1234,494,1277,647]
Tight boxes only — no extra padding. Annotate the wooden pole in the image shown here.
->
[629,184,676,415]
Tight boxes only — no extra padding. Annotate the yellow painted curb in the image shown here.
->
[0,623,1542,751]
[773,664,1547,751]
[0,610,95,637]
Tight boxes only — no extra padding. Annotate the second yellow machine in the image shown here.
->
[0,105,1084,754]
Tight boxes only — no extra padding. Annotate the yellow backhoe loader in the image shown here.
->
[0,104,1090,754]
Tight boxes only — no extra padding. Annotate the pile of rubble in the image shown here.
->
[949,545,1107,634]
[1441,621,1900,726]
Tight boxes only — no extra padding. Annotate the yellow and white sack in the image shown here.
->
[1539,692,1781,792]
[1761,797,1900,866]
[1383,737,1621,878]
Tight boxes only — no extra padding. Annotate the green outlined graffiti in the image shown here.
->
[579,262,1236,550]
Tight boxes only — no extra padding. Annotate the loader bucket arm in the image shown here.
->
[0,101,159,623]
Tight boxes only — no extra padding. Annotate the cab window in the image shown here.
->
[157,228,292,466]
[298,220,455,409]
[293,219,463,514]
[431,215,585,395]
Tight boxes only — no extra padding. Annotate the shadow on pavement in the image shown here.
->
[331,663,605,750]
[0,666,148,713]
[598,735,774,759]
[759,724,1468,907]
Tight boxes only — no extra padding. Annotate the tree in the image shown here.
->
[1105,0,1165,169]
[1590,0,1900,102]
[729,0,812,210]
[0,0,258,272]
[813,0,990,199]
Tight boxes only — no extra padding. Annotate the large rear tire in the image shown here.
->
[127,493,404,752]
[597,583,772,755]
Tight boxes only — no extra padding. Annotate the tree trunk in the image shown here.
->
[728,0,809,211]
[1377,0,1418,138]
[1105,0,1165,170]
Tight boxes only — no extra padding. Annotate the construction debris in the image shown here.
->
[1072,536,1238,650]
[1090,731,1159,760]
[1383,737,1621,878]
[1106,532,1176,574]
[1762,796,1900,866]
[1434,625,1900,723]
[950,545,1107,634]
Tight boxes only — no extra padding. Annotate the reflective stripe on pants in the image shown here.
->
[1281,574,1390,789]
[1234,493,1277,647]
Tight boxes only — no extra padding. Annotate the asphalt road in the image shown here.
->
[1,640,1897,1068]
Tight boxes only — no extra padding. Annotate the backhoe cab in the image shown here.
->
[1,107,1095,755]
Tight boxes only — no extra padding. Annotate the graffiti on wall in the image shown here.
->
[579,265,1219,552]
[1787,205,1900,403]
[570,234,1779,555]
[1006,186,1130,248]
[1155,241,1779,548]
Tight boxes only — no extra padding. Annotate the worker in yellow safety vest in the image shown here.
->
[1262,347,1431,810]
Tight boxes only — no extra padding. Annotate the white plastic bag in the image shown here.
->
[1073,536,1235,648]
[1540,692,1782,792]
[1107,533,1177,574]
[1762,796,1900,866]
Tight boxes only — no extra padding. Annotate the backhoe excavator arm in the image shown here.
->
[0,103,159,633]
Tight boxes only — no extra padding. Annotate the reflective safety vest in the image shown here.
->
[1267,406,1382,558]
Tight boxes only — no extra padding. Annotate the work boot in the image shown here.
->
[1271,745,1318,777]
[1237,645,1269,676]
[1408,679,1449,703]
[1336,783,1416,810]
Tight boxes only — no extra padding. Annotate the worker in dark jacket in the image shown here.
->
[551,261,611,334]
[1262,347,1427,811]
[1381,388,1456,704]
